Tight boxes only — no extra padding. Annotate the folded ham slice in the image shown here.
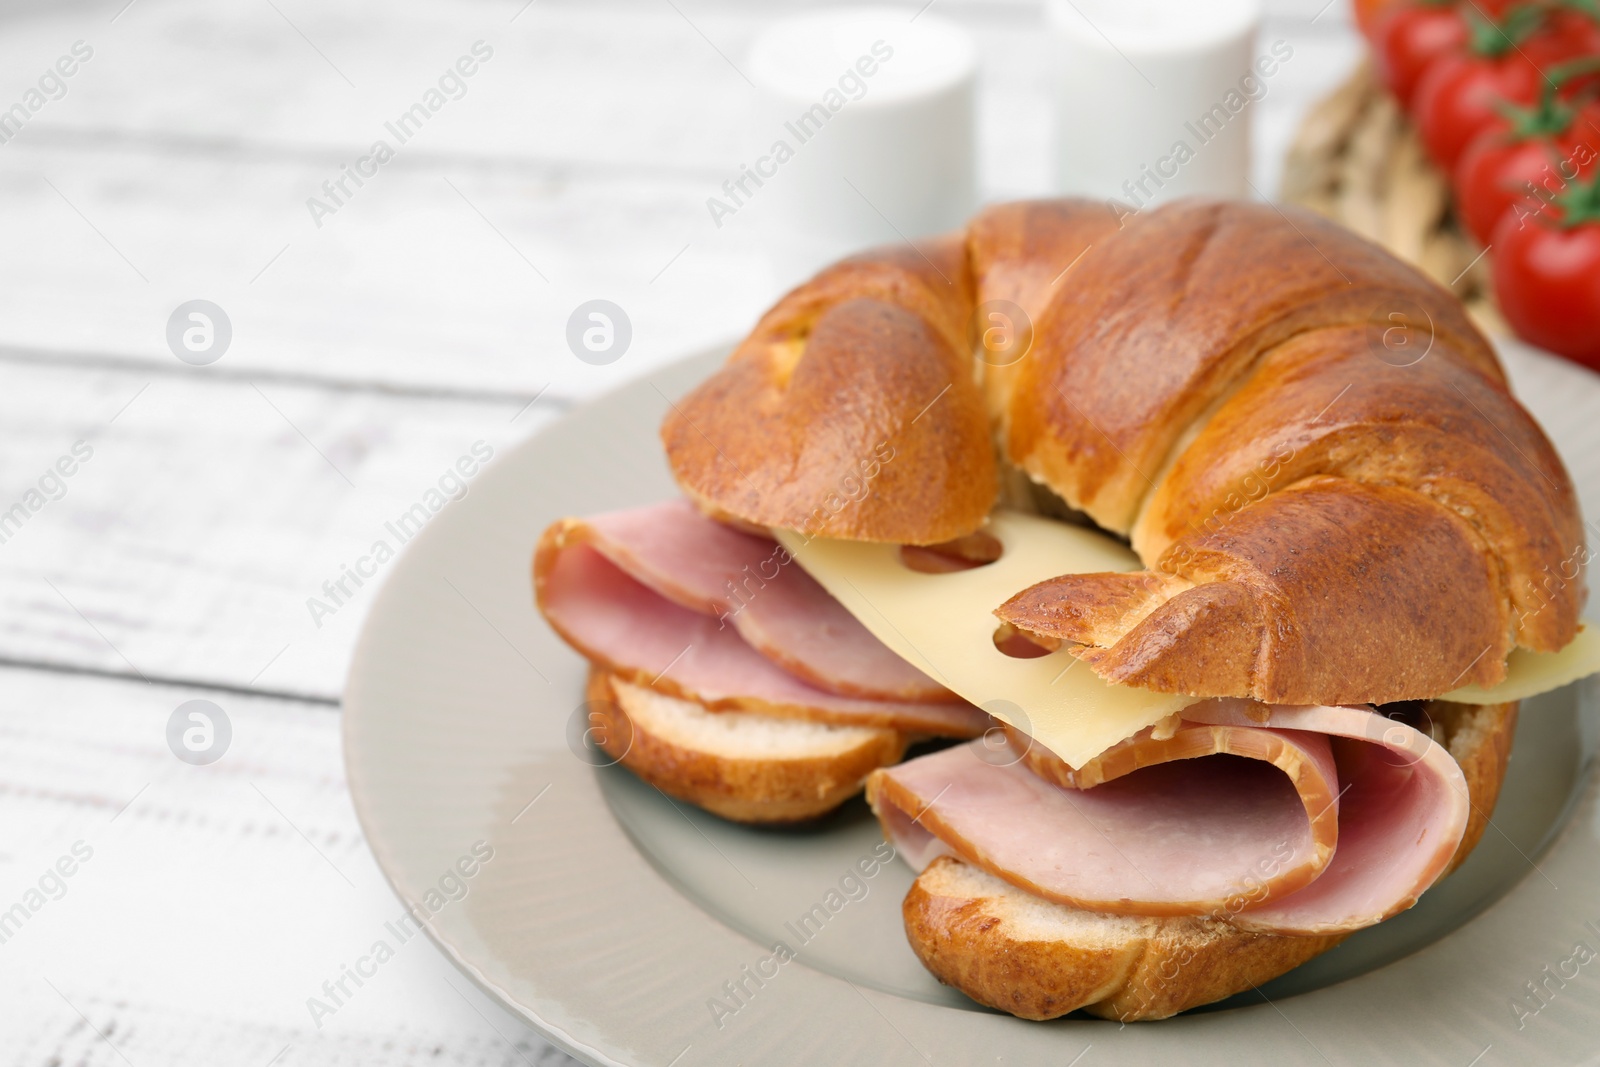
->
[536,502,987,737]
[556,500,952,701]
[867,701,1470,935]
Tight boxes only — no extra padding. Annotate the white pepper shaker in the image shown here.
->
[1046,0,1265,213]
[742,8,978,278]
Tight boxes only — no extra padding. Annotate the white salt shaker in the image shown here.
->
[742,8,978,279]
[1046,0,1265,213]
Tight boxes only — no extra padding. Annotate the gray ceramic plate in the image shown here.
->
[345,344,1600,1067]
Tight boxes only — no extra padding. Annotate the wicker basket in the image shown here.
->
[1281,59,1507,335]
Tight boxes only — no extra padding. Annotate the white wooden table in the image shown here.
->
[0,1,1507,1063]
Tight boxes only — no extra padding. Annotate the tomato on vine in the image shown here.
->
[1453,58,1600,245]
[1374,1,1469,107]
[1491,174,1600,369]
[1545,1,1600,62]
[1414,5,1592,171]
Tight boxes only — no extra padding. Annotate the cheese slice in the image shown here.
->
[1441,622,1600,704]
[780,509,1600,764]
[776,510,1190,768]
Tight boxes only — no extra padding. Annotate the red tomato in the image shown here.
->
[1355,0,1402,41]
[1454,102,1600,245]
[1374,4,1468,107]
[1492,186,1600,370]
[1412,5,1600,171]
[1414,50,1545,170]
[1538,12,1600,94]
[1544,10,1600,57]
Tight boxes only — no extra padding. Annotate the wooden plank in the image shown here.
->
[0,360,564,699]
[0,139,768,401]
[0,664,581,1064]
[2,0,754,174]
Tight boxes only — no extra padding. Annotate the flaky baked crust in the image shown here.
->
[903,857,1345,1022]
[583,669,907,823]
[661,237,995,545]
[965,199,1121,420]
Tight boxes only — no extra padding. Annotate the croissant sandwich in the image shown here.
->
[534,197,1597,1019]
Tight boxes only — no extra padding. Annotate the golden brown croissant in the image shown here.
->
[660,236,994,545]
[661,197,1587,707]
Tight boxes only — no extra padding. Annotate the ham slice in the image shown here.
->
[556,500,952,702]
[868,701,1469,935]
[535,508,987,738]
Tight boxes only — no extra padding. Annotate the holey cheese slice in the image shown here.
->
[776,510,1190,768]
[779,510,1600,767]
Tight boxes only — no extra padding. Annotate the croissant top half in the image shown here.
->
[660,198,1587,706]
